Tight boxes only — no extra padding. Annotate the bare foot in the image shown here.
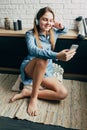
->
[27,97,38,116]
[9,88,31,103]
[9,93,23,103]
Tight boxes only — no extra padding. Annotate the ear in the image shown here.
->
[36,19,39,25]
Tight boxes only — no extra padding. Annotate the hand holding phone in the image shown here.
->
[70,44,79,51]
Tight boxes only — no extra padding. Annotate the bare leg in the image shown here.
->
[9,88,32,103]
[26,59,48,116]
[9,58,48,116]
[9,78,67,102]
[9,59,68,116]
[9,77,68,116]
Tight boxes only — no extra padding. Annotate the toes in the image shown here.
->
[27,109,38,116]
[9,99,12,103]
[34,111,38,116]
[9,94,18,103]
[9,97,15,103]
[31,111,34,116]
[31,111,38,116]
[28,111,38,116]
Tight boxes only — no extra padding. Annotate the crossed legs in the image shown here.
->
[9,58,68,116]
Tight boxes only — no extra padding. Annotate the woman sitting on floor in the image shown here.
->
[9,6,76,116]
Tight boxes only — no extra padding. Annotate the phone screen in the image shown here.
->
[70,44,79,51]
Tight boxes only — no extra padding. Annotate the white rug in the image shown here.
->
[0,73,87,129]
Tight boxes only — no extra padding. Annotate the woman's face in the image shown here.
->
[39,12,54,33]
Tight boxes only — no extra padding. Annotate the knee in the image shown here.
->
[57,86,68,100]
[61,88,68,99]
[36,59,48,68]
[21,88,28,96]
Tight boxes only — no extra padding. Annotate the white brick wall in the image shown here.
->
[0,0,87,30]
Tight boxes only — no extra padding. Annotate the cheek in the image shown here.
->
[40,21,45,26]
[51,22,54,26]
[39,22,46,29]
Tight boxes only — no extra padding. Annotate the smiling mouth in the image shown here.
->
[45,25,51,28]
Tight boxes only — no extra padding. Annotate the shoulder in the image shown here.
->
[25,29,36,42]
[25,29,37,44]
[26,29,34,37]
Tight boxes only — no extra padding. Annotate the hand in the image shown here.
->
[53,21,64,29]
[56,49,76,61]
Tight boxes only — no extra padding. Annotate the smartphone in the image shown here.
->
[70,44,79,51]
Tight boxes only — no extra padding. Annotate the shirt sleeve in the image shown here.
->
[53,27,68,41]
[26,31,58,60]
[54,27,68,34]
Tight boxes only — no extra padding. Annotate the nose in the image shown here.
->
[47,21,54,26]
[47,20,51,24]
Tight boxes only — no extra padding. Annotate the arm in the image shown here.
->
[26,31,75,62]
[26,31,58,60]
[53,21,68,34]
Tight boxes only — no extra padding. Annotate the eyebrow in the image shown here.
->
[42,17,54,20]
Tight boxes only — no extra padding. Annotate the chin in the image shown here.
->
[45,28,51,31]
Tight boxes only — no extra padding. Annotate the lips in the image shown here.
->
[45,25,51,28]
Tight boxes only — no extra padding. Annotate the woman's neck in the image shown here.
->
[40,30,49,36]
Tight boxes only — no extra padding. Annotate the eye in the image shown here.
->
[42,17,54,23]
[50,19,54,23]
[42,18,48,22]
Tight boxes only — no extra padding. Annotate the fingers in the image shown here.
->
[64,49,76,54]
[57,49,76,62]
[64,49,76,60]
[65,52,76,61]
[53,21,64,29]
[62,51,76,61]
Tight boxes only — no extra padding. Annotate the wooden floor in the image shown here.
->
[0,74,87,130]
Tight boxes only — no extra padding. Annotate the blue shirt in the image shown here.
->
[20,27,68,85]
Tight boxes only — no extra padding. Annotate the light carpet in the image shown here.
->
[0,74,87,130]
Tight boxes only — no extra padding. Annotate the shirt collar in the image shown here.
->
[39,33,50,40]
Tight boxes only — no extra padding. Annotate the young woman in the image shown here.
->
[9,7,76,116]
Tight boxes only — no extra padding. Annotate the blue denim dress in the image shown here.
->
[20,27,67,85]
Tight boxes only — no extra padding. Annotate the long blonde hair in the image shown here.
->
[33,7,55,50]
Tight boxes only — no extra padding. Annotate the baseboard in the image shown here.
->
[0,67,20,74]
[0,67,87,82]
[64,73,87,82]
